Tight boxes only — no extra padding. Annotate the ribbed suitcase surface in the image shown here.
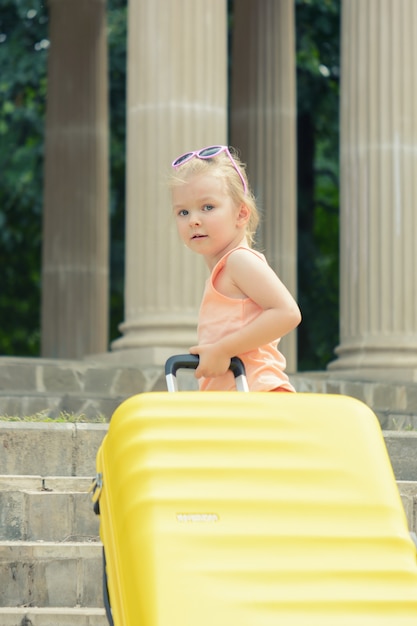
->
[95,392,417,626]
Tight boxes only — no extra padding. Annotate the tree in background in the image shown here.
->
[0,0,127,354]
[107,0,126,344]
[296,0,340,370]
[0,0,48,354]
[0,0,340,371]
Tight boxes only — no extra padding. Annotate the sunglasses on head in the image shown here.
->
[172,145,247,195]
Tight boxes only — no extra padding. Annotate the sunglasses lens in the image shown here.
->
[198,146,223,158]
[173,153,194,167]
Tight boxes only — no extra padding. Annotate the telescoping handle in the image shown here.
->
[165,354,249,392]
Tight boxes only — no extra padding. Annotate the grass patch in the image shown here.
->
[0,411,107,423]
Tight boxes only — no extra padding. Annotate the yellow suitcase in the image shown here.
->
[93,355,417,626]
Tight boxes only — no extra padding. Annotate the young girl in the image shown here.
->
[170,145,301,391]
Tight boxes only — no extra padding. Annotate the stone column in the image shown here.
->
[329,0,417,376]
[41,0,109,359]
[230,0,298,372]
[111,0,227,365]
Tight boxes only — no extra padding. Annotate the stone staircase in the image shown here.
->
[0,422,108,626]
[1,422,417,626]
[1,356,417,625]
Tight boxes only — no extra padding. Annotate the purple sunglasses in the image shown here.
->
[172,145,247,195]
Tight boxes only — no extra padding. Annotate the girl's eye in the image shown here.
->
[177,209,188,217]
[203,204,214,211]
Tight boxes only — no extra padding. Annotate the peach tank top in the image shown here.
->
[198,247,295,392]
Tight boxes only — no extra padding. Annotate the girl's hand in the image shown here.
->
[189,344,231,379]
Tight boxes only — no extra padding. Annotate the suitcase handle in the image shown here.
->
[165,354,249,392]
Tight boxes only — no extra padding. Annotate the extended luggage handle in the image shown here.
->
[165,354,249,392]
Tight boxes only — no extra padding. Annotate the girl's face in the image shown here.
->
[172,172,249,268]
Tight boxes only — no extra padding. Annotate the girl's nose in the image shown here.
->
[189,212,201,226]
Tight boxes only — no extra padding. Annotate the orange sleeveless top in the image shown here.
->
[198,247,295,392]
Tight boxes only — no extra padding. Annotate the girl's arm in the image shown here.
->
[190,248,302,379]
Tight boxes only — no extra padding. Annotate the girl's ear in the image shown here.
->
[237,203,250,226]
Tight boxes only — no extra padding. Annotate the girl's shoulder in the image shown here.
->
[211,246,267,285]
[220,246,267,271]
[217,246,266,267]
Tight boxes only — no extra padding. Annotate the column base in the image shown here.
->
[108,313,198,366]
[328,338,417,381]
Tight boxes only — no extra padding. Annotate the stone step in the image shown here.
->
[0,607,107,626]
[292,373,417,430]
[2,475,416,540]
[0,541,103,608]
[2,475,416,537]
[0,356,167,421]
[2,387,417,430]
[1,421,417,481]
[383,431,417,480]
[0,391,123,423]
[397,481,417,533]
[0,476,99,542]
[0,422,107,477]
[1,355,417,427]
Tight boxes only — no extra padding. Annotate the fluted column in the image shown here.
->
[329,0,417,374]
[111,0,227,365]
[41,0,109,359]
[230,0,298,372]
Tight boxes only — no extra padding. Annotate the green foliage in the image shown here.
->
[107,0,127,343]
[0,0,127,355]
[0,0,49,355]
[295,0,341,370]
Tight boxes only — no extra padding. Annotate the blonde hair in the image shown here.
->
[169,147,260,246]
